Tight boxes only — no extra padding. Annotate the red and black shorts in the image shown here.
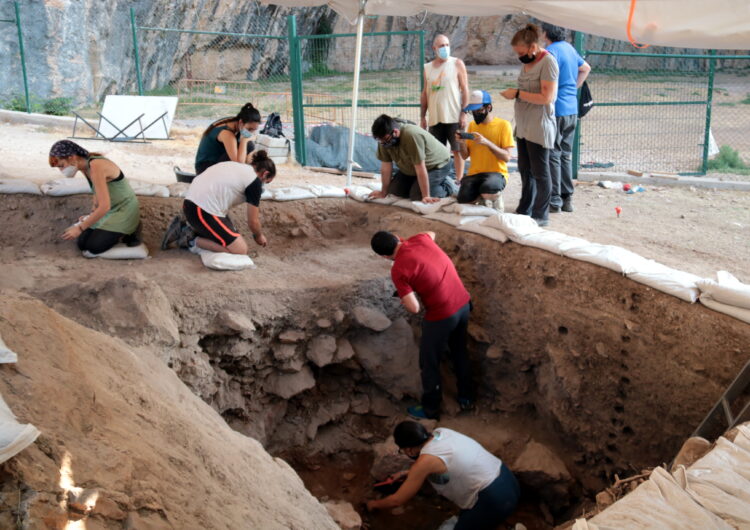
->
[183,200,240,247]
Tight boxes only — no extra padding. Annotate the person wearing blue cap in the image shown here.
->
[455,90,515,211]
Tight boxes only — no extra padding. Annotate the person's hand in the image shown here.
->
[500,88,517,100]
[61,224,83,240]
[253,233,268,247]
[366,500,379,512]
[422,196,440,204]
[420,117,427,130]
[459,113,468,129]
[389,470,408,481]
[368,190,386,200]
[472,132,488,146]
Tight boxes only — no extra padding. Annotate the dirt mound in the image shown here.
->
[0,292,337,529]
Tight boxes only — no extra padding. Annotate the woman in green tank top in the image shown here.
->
[195,102,262,174]
[48,140,141,255]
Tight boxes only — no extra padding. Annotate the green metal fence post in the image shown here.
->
[130,7,144,95]
[14,2,30,113]
[572,30,585,179]
[287,15,306,165]
[701,50,716,175]
[418,30,425,93]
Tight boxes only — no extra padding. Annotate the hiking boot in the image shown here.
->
[407,405,439,421]
[457,398,476,412]
[161,215,184,250]
[549,205,562,214]
[177,224,196,249]
[562,197,574,212]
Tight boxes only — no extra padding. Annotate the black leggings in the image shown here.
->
[77,228,138,254]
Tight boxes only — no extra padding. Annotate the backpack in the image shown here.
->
[578,81,594,118]
[260,112,284,138]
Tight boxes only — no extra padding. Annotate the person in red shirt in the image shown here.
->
[371,230,474,419]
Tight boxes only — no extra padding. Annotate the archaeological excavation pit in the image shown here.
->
[0,193,748,529]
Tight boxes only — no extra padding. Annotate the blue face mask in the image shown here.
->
[437,46,450,60]
[240,128,253,138]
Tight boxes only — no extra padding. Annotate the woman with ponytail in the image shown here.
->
[500,23,559,227]
[162,152,277,255]
[48,140,141,255]
[194,102,262,175]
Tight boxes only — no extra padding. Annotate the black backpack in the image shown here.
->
[260,112,284,138]
[578,81,594,118]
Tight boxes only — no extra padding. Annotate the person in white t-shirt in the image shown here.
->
[161,151,276,255]
[367,421,520,529]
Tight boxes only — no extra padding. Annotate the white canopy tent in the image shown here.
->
[259,0,750,183]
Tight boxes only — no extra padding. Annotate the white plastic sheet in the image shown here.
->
[82,243,149,260]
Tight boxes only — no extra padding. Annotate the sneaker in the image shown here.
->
[533,218,549,227]
[177,224,196,249]
[549,205,562,214]
[457,398,475,412]
[407,405,439,421]
[562,197,574,212]
[161,215,184,250]
[483,198,493,209]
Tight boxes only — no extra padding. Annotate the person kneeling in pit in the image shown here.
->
[161,152,276,254]
[368,114,456,204]
[455,90,515,212]
[49,140,141,255]
[367,421,520,530]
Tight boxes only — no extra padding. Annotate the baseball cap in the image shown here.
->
[464,90,492,112]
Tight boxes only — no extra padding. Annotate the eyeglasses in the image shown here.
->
[377,133,394,146]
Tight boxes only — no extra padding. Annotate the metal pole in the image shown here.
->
[14,2,30,113]
[345,0,367,187]
[701,50,716,175]
[418,30,425,93]
[572,30,585,180]
[130,7,143,95]
[287,15,306,165]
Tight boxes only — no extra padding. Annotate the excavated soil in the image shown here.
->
[1,193,749,528]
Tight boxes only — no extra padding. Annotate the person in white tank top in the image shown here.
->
[421,34,470,183]
[367,421,520,529]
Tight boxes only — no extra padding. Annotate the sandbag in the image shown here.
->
[0,178,42,195]
[392,198,415,209]
[627,261,701,303]
[410,197,455,215]
[41,177,90,196]
[193,247,256,271]
[699,294,750,324]
[673,465,750,525]
[272,186,317,201]
[443,203,497,216]
[0,334,18,364]
[346,185,373,202]
[516,231,589,256]
[456,222,509,243]
[368,194,400,205]
[423,213,485,227]
[481,213,544,239]
[697,271,750,310]
[307,184,347,198]
[82,243,149,260]
[562,243,654,275]
[0,394,41,465]
[261,188,274,200]
[129,179,169,198]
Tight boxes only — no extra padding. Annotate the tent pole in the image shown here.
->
[345,0,366,188]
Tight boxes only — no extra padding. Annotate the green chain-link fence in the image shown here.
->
[0,2,30,113]
[575,34,750,176]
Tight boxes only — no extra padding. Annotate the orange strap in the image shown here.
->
[627,0,651,49]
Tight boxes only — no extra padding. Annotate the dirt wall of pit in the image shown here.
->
[1,194,748,494]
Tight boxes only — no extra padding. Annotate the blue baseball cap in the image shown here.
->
[464,90,492,112]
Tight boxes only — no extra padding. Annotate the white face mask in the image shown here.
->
[60,165,78,178]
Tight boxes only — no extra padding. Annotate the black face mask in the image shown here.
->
[518,52,536,64]
[382,135,400,148]
[472,109,489,124]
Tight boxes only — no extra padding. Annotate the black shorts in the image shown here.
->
[429,122,460,151]
[457,172,507,203]
[183,200,239,247]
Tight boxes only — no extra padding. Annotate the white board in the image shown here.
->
[97,95,178,140]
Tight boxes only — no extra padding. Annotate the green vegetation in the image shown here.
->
[708,145,750,175]
[741,93,750,104]
[42,97,73,116]
[1,94,73,115]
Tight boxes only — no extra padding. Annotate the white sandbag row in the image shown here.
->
[697,271,750,324]
[0,178,42,195]
[40,178,169,198]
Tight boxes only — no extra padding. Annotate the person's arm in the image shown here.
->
[217,129,244,163]
[420,68,429,129]
[471,132,510,162]
[367,455,444,510]
[62,160,112,240]
[369,161,392,200]
[517,79,556,105]
[401,292,420,314]
[246,204,267,247]
[455,132,470,160]
[413,161,438,204]
[577,61,591,88]
[456,59,470,129]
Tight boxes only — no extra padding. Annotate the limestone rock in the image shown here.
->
[306,400,350,439]
[371,437,412,480]
[513,441,574,511]
[350,394,370,414]
[273,343,297,361]
[217,310,256,338]
[92,495,127,520]
[369,392,398,417]
[323,500,362,530]
[279,330,306,344]
[265,366,315,399]
[307,335,337,367]
[352,306,392,332]
[317,318,332,329]
[351,318,420,399]
[468,322,491,344]
[672,436,712,469]
[335,337,355,362]
[333,309,346,324]
[486,345,503,360]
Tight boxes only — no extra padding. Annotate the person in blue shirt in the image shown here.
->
[542,23,591,214]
